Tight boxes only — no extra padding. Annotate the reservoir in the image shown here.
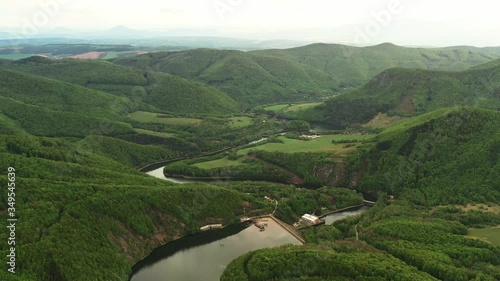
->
[141,163,372,281]
[130,219,301,281]
[323,206,371,225]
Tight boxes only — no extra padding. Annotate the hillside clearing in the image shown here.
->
[238,135,374,154]
[468,226,500,246]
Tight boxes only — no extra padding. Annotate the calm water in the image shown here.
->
[131,220,301,281]
[323,206,371,225]
[146,167,195,183]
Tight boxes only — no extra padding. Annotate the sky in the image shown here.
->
[2,0,500,46]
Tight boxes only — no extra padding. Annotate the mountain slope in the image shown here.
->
[115,49,340,108]
[309,58,500,128]
[350,107,500,205]
[0,134,263,281]
[115,44,499,109]
[0,68,131,120]
[252,43,499,87]
[0,57,240,115]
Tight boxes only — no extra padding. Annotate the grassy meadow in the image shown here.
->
[238,134,374,155]
[468,227,500,246]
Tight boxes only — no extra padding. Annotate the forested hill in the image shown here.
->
[252,43,499,87]
[0,57,240,115]
[0,134,268,280]
[115,49,339,108]
[222,107,500,281]
[307,58,500,128]
[115,44,499,109]
[351,107,500,205]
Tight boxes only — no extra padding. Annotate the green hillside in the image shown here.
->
[0,57,240,115]
[350,107,500,205]
[0,68,131,120]
[115,49,340,108]
[308,58,500,128]
[222,107,500,281]
[253,43,499,88]
[77,135,179,168]
[0,96,134,137]
[115,44,498,109]
[0,134,269,281]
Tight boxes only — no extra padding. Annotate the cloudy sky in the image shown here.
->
[2,0,499,46]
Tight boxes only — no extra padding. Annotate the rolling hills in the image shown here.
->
[252,43,499,87]
[0,57,240,115]
[0,42,499,281]
[351,107,500,205]
[116,49,339,108]
[221,107,500,281]
[0,134,268,281]
[298,58,500,128]
[115,43,499,108]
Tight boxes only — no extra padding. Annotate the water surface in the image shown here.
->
[323,206,371,225]
[131,220,301,281]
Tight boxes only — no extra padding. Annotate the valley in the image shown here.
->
[0,41,499,281]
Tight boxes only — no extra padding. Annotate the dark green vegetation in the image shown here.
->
[0,57,240,115]
[217,182,364,224]
[222,107,500,281]
[116,44,499,109]
[253,43,499,87]
[352,108,500,205]
[223,198,500,281]
[0,135,274,281]
[304,58,500,128]
[1,42,499,281]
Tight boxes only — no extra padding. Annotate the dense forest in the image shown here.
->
[0,43,499,281]
[299,58,500,128]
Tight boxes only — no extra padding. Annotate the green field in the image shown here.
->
[264,103,322,113]
[284,103,322,112]
[129,111,202,125]
[264,104,291,112]
[468,227,500,246]
[238,135,374,154]
[134,128,175,138]
[228,116,253,128]
[193,156,246,169]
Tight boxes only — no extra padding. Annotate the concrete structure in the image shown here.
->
[301,214,321,224]
[200,224,223,231]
